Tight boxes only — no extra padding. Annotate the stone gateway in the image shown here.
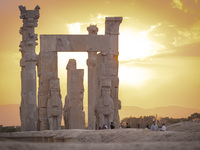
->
[19,5,122,131]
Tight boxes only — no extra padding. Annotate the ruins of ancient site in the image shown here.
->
[19,5,122,131]
[0,2,200,150]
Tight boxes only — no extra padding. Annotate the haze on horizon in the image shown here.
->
[0,0,200,112]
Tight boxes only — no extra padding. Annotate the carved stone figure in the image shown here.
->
[96,77,114,128]
[63,59,85,129]
[19,6,122,131]
[105,17,123,128]
[47,78,62,130]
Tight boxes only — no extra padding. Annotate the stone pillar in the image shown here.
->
[105,17,122,128]
[37,51,59,130]
[64,59,85,129]
[19,5,40,131]
[87,25,98,130]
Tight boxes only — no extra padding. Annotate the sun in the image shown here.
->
[119,65,154,86]
[119,29,159,61]
[118,29,160,86]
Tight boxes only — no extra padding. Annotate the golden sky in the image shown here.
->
[0,0,200,110]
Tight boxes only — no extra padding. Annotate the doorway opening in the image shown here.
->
[57,52,88,126]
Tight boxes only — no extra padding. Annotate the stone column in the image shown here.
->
[87,25,98,130]
[19,5,40,131]
[105,17,122,128]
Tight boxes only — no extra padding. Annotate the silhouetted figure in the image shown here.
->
[126,123,131,128]
[146,124,150,129]
[137,124,140,128]
[110,122,115,129]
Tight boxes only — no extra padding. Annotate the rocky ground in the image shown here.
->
[0,121,200,150]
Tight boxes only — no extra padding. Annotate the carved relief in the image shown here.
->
[19,6,122,131]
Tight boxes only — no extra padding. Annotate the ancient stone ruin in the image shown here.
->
[19,5,122,131]
[64,59,85,129]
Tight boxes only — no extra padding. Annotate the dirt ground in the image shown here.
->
[0,121,200,150]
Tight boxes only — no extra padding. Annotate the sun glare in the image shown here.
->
[119,65,153,86]
[119,29,160,61]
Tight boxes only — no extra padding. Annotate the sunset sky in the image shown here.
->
[0,0,200,111]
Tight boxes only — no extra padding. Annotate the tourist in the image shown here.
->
[110,122,115,129]
[102,124,108,129]
[126,123,131,128]
[161,123,166,131]
[151,121,158,131]
[145,124,150,129]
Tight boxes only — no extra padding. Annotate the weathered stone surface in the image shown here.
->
[64,59,85,129]
[97,77,114,128]
[87,25,98,130]
[47,78,62,130]
[105,17,122,128]
[105,17,123,35]
[40,35,116,53]
[19,5,40,131]
[37,51,60,131]
[19,7,122,131]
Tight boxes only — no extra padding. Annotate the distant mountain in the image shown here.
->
[119,106,200,120]
[0,104,200,126]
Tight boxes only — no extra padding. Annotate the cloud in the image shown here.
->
[171,0,183,10]
[89,14,107,24]
[147,43,200,58]
[65,14,112,34]
[131,0,199,28]
[66,22,83,34]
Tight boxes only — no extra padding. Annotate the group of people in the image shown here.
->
[98,121,166,131]
[150,121,166,131]
[122,122,166,131]
[99,122,115,130]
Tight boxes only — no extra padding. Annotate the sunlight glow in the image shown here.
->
[119,65,153,86]
[119,29,163,61]
[66,23,82,34]
[62,26,163,88]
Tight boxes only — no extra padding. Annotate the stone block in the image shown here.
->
[100,77,111,87]
[40,35,111,52]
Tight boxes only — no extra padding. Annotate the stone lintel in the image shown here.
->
[40,35,118,54]
[105,17,123,22]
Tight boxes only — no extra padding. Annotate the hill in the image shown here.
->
[119,106,200,119]
[0,104,200,126]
